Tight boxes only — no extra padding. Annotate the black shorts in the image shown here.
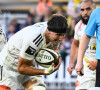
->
[95,60,100,87]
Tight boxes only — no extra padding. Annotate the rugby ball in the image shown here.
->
[35,48,59,68]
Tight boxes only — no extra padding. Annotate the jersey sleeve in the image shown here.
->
[85,10,96,36]
[20,34,43,60]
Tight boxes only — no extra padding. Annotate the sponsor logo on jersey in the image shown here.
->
[25,46,36,55]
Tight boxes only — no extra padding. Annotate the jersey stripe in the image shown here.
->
[35,35,42,45]
[33,34,43,47]
[33,34,41,42]
[37,38,43,47]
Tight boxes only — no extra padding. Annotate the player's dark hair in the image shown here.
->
[47,14,69,33]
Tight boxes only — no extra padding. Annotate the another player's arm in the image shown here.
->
[75,33,90,75]
[67,39,79,74]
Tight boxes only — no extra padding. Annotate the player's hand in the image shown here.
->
[52,49,62,70]
[44,51,61,75]
[86,60,98,70]
[75,62,84,76]
[54,53,61,71]
[44,63,55,75]
[67,64,74,74]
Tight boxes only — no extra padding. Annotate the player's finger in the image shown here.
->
[76,71,80,75]
[85,60,90,63]
[51,49,60,58]
[67,66,73,74]
[80,70,84,76]
[76,71,84,76]
[51,63,55,66]
[88,65,94,70]
[59,56,61,65]
[87,62,93,70]
[54,58,61,71]
[67,68,73,74]
[54,50,59,53]
[88,66,92,70]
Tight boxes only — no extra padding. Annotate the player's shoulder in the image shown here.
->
[75,20,83,27]
[25,22,47,34]
[23,22,47,41]
[33,22,47,27]
[19,22,47,36]
[75,20,83,30]
[32,22,47,36]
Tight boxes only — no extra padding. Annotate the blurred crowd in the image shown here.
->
[4,0,82,62]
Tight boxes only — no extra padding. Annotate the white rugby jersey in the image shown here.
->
[74,20,96,64]
[74,20,96,81]
[1,22,54,71]
[0,26,7,66]
[0,26,6,52]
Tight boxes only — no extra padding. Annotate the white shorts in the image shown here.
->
[75,66,96,90]
[0,67,46,90]
[76,76,95,90]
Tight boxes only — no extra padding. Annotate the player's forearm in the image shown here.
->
[69,39,79,64]
[77,34,90,64]
[18,65,45,76]
[70,44,78,64]
[18,56,45,75]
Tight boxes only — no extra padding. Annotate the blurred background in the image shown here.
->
[0,0,100,90]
